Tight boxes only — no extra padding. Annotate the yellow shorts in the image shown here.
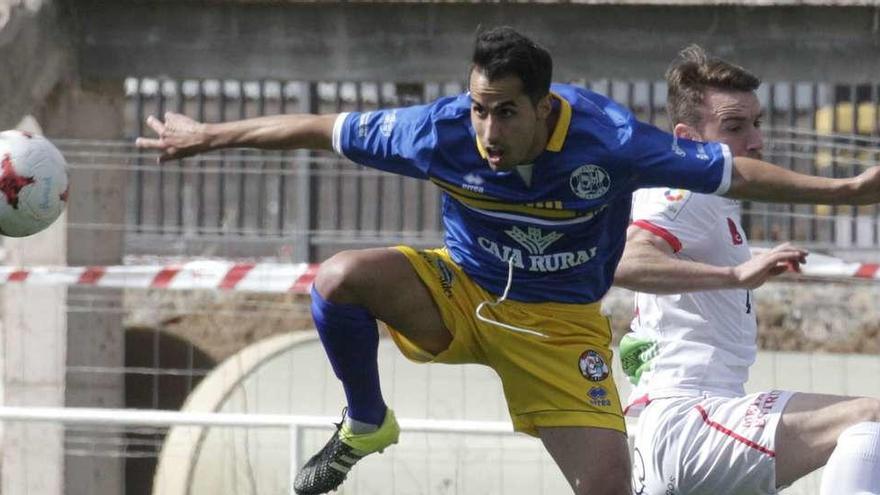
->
[387,246,625,437]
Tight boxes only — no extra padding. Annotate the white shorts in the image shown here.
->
[630,390,794,495]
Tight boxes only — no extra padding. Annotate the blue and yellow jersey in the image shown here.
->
[331,83,732,303]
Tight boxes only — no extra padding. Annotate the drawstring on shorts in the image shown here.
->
[474,258,548,338]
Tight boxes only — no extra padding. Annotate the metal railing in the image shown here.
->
[76,78,880,259]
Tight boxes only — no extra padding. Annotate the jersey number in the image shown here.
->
[745,290,752,314]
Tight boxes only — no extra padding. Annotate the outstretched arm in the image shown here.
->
[614,225,807,294]
[135,112,339,162]
[726,157,880,205]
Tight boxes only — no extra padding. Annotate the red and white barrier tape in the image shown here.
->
[789,252,880,280]
[0,261,319,293]
[0,251,876,293]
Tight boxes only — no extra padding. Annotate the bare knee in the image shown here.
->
[540,427,631,495]
[572,464,630,495]
[852,397,880,424]
[314,250,369,304]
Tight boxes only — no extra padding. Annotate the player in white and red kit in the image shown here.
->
[616,46,880,495]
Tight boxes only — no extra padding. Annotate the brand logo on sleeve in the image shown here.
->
[357,112,372,139]
[379,111,397,137]
[696,143,709,161]
[671,135,686,157]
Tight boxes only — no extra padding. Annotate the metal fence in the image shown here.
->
[105,78,880,260]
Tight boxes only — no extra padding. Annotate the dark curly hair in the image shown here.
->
[470,26,552,105]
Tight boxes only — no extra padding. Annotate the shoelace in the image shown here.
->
[474,258,548,338]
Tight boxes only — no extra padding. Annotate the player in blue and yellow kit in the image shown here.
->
[137,27,880,495]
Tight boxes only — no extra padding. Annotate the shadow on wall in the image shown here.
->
[124,327,216,495]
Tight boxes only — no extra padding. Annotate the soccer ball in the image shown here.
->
[0,130,69,237]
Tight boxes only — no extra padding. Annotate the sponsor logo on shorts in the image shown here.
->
[416,252,455,298]
[632,448,647,495]
[743,390,783,428]
[578,349,609,382]
[434,258,455,298]
[505,226,564,255]
[587,386,612,407]
[666,477,678,495]
[633,449,678,495]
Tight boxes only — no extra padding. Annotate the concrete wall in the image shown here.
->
[36,79,129,495]
[0,0,71,129]
[73,3,880,83]
[0,116,67,495]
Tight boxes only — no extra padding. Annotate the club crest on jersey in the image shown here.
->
[570,164,610,200]
[578,349,609,382]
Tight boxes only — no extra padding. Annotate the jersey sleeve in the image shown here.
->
[331,104,436,180]
[624,120,733,195]
[630,188,714,253]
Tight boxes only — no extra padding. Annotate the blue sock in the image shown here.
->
[310,285,387,426]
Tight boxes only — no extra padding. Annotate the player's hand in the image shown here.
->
[852,165,880,204]
[732,242,807,289]
[135,112,210,163]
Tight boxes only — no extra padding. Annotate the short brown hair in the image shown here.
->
[666,45,761,128]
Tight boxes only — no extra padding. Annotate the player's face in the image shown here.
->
[693,89,764,159]
[469,69,551,171]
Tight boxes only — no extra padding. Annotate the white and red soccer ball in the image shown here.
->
[0,130,69,237]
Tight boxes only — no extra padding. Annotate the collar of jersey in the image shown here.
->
[474,91,572,159]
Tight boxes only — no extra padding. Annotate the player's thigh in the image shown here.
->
[776,392,880,486]
[314,247,450,354]
[538,426,631,495]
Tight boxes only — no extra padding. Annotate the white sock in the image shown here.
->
[344,415,379,434]
[820,421,880,495]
